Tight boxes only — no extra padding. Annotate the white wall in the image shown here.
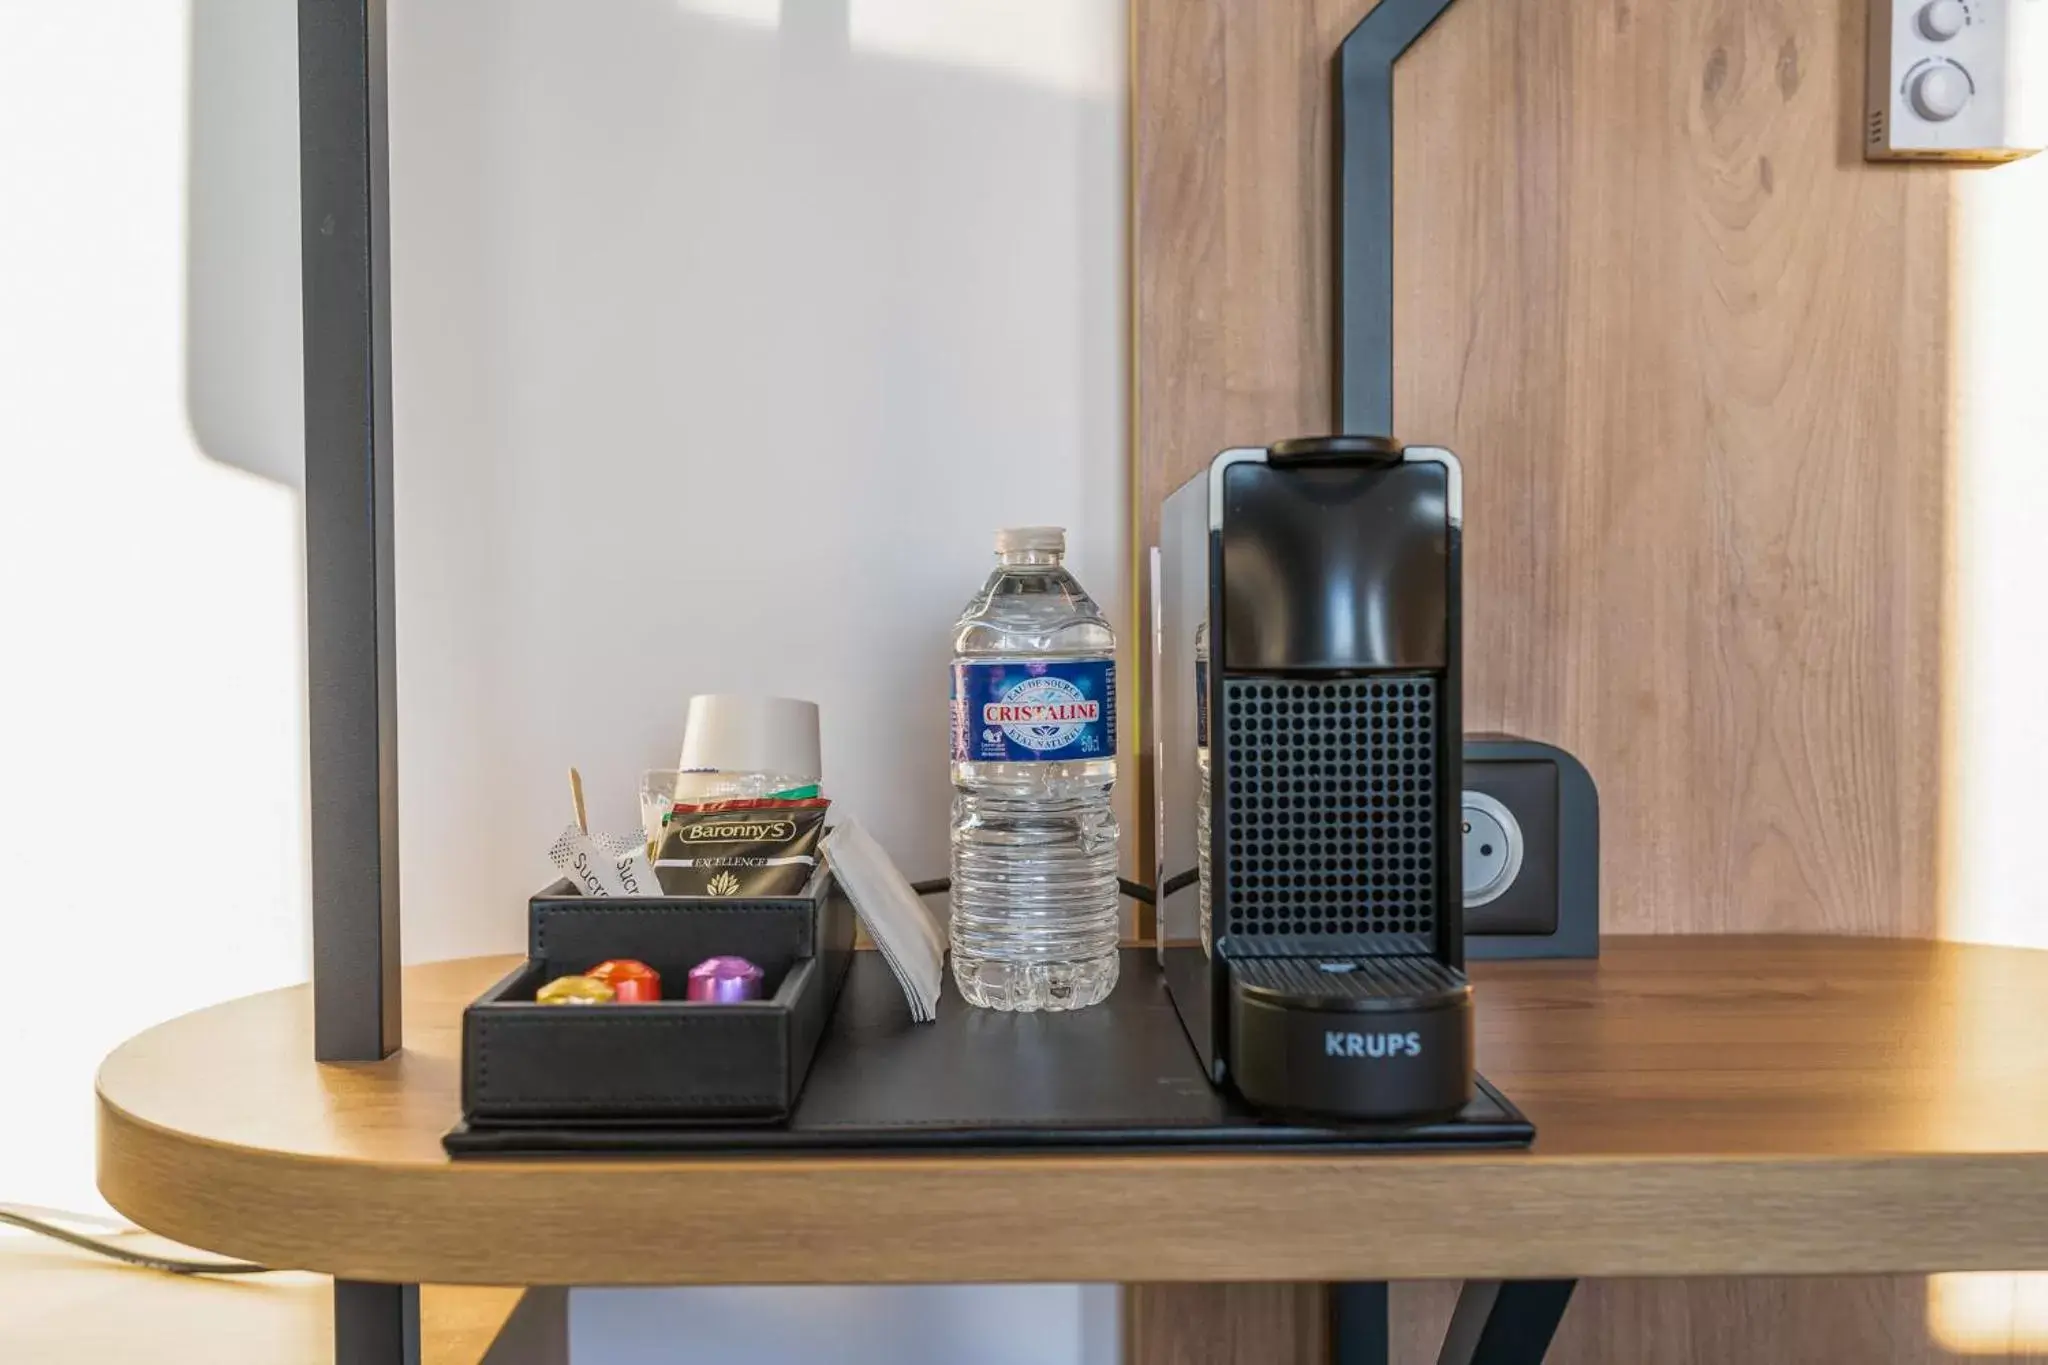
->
[568,1284,1119,1365]
[385,6,1128,1347]
[0,0,311,1219]
[1928,139,2048,1357]
[1,0,1126,1356]
[1943,149,2048,952]
[387,0,1127,962]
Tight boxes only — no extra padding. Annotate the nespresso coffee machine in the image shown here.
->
[1154,435,1472,1120]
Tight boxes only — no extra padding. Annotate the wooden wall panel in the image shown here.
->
[1133,0,1948,936]
[1129,1279,2048,1365]
[1127,1283,1326,1365]
[1387,0,1948,941]
[1391,1279,2048,1365]
[1131,0,1955,1358]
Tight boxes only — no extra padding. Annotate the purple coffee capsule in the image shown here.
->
[686,955,765,1003]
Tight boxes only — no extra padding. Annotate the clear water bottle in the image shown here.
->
[1194,619,1211,956]
[948,526,1120,1011]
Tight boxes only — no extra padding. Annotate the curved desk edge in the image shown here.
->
[97,940,2048,1285]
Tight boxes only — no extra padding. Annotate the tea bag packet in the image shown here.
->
[549,825,660,898]
[821,820,944,1022]
[654,798,829,897]
[641,769,822,854]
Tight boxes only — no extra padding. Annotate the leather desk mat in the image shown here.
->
[444,949,1533,1155]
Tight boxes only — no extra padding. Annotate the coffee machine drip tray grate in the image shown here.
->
[1230,955,1469,1011]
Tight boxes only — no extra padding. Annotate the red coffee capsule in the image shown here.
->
[586,959,661,1003]
[610,975,660,1003]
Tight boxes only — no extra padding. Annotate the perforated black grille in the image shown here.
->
[1231,955,1465,1003]
[1219,675,1440,945]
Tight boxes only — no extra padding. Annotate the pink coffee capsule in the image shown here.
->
[686,955,765,1003]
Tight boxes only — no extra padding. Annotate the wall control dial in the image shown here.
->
[1910,61,1973,119]
[1867,0,2045,162]
[1919,0,1969,40]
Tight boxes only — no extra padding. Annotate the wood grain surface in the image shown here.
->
[1132,0,1947,939]
[1127,1283,1326,1365]
[1131,0,1952,1355]
[95,940,2048,1289]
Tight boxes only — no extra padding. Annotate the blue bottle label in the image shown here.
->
[951,659,1117,762]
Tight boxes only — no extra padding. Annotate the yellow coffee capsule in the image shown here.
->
[537,974,616,1005]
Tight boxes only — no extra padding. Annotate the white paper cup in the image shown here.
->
[677,694,822,783]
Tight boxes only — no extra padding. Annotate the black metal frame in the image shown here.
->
[333,1282,420,1365]
[300,0,401,1067]
[1438,1281,1579,1365]
[300,1,411,1357]
[1331,1280,1577,1365]
[1336,0,1462,436]
[1328,9,1579,1365]
[1330,1281,1392,1365]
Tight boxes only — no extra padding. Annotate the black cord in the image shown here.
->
[909,876,1158,906]
[0,1208,273,1276]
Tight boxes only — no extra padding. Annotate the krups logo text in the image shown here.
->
[1324,1030,1423,1059]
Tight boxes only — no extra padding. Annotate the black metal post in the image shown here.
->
[334,1281,421,1365]
[299,0,401,1063]
[1336,0,1464,436]
[1436,1280,1577,1365]
[1334,16,1573,1365]
[1329,1281,1391,1365]
[300,2,411,1351]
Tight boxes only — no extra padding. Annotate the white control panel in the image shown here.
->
[1867,0,2048,161]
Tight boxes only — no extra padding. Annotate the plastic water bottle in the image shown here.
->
[948,526,1120,1011]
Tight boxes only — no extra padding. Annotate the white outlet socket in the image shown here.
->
[1462,792,1525,909]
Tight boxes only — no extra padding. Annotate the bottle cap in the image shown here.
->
[995,526,1066,554]
[677,695,822,782]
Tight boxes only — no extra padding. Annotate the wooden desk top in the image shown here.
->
[97,937,2048,1287]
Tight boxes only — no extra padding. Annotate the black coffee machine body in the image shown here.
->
[1154,436,1474,1120]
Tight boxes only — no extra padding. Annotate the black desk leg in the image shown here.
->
[335,1280,420,1365]
[1330,1281,1392,1365]
[1436,1280,1576,1365]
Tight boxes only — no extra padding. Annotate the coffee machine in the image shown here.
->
[1154,436,1473,1120]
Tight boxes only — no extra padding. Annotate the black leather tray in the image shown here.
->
[461,872,853,1124]
[445,949,1532,1155]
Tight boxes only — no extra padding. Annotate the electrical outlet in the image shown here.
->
[1462,739,1594,957]
[1462,791,1524,908]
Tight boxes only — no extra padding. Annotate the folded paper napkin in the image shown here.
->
[821,820,945,1022]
